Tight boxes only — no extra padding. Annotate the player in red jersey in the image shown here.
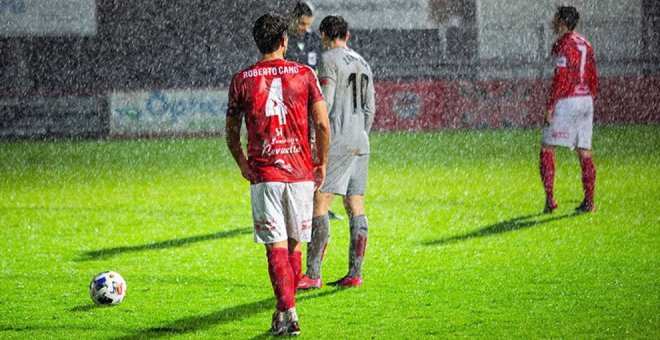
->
[540,5,598,213]
[225,12,330,336]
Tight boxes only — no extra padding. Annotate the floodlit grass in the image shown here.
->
[0,125,658,339]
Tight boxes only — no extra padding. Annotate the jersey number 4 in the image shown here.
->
[266,78,287,125]
[348,73,369,114]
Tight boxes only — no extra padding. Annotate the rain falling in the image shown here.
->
[0,0,658,338]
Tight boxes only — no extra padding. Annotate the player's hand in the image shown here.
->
[544,109,554,126]
[313,164,326,191]
[239,164,258,183]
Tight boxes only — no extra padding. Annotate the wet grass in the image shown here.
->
[0,125,658,338]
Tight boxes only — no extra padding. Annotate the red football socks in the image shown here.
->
[288,250,302,291]
[267,248,295,311]
[580,156,596,203]
[540,149,556,200]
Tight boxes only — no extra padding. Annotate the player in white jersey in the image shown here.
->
[298,15,376,289]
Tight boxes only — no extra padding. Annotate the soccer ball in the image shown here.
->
[89,271,127,306]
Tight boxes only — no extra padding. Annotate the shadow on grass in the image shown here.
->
[77,227,251,261]
[114,289,344,339]
[424,212,581,246]
[69,304,97,312]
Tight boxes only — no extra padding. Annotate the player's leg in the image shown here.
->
[279,181,315,335]
[298,192,333,289]
[251,182,297,335]
[300,154,352,289]
[281,182,309,290]
[267,243,301,336]
[575,98,596,212]
[266,241,295,335]
[328,154,368,288]
[327,195,366,288]
[287,239,302,292]
[576,149,596,212]
[540,98,577,213]
[346,195,367,280]
[282,239,302,335]
[539,144,558,213]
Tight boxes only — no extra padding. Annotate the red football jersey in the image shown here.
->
[547,32,598,110]
[227,59,324,183]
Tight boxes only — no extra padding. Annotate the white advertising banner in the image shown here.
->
[110,89,228,136]
[0,0,97,36]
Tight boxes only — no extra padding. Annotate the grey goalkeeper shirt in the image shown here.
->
[318,46,375,155]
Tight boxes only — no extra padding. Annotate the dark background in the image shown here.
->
[0,0,658,139]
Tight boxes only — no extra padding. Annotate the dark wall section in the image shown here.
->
[0,0,657,140]
[95,0,266,92]
[0,0,289,140]
[0,0,289,98]
[644,0,660,71]
[0,96,108,139]
[0,0,476,99]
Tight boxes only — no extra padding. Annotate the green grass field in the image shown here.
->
[1,125,658,339]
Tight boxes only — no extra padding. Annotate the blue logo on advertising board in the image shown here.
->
[392,91,421,119]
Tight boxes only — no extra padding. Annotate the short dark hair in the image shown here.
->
[293,1,313,18]
[555,6,580,30]
[319,15,349,40]
[252,12,288,54]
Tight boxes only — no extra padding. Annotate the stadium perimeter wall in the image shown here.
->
[1,0,659,140]
[2,77,659,140]
[106,76,660,138]
[475,0,648,79]
[374,77,660,131]
[65,76,652,139]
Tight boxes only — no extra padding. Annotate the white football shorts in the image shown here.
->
[542,96,594,150]
[250,181,314,244]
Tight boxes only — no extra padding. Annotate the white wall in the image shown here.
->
[476,0,644,78]
[301,0,646,79]
[312,0,435,29]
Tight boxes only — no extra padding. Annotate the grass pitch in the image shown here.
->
[0,125,658,339]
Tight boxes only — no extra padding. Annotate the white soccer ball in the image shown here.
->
[89,271,127,306]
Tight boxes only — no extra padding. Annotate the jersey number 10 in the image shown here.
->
[348,73,369,114]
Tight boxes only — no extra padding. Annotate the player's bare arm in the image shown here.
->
[311,100,330,190]
[225,115,256,182]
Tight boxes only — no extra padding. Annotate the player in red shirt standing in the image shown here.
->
[225,12,330,336]
[540,5,598,213]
